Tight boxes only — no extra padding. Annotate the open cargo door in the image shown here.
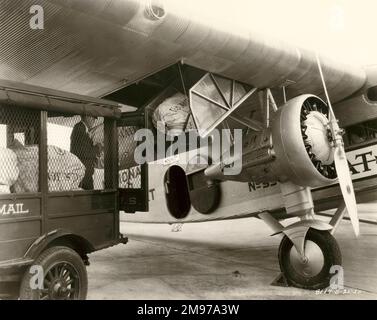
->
[189,73,259,137]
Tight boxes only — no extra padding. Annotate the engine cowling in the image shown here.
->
[270,94,337,187]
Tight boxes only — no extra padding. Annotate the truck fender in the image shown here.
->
[24,229,95,262]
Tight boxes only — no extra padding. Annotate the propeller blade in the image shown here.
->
[316,52,360,237]
[334,145,360,237]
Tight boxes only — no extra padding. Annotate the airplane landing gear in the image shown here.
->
[278,229,342,290]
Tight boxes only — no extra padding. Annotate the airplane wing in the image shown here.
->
[0,0,366,102]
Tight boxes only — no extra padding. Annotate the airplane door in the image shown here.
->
[117,112,148,213]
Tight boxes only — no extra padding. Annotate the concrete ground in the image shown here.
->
[87,209,377,300]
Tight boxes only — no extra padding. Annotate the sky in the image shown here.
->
[164,0,377,67]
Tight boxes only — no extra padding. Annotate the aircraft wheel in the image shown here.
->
[278,229,342,290]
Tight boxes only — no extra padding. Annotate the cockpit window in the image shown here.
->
[366,86,377,102]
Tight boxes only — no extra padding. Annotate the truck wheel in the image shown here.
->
[19,246,88,300]
[278,229,342,290]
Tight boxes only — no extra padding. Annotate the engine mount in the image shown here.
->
[205,94,338,188]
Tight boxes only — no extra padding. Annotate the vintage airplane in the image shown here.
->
[1,0,377,290]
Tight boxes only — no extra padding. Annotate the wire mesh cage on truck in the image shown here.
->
[0,79,133,300]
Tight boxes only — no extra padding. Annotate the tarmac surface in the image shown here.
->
[87,208,377,300]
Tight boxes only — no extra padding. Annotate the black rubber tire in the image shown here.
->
[19,246,88,300]
[278,229,342,290]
